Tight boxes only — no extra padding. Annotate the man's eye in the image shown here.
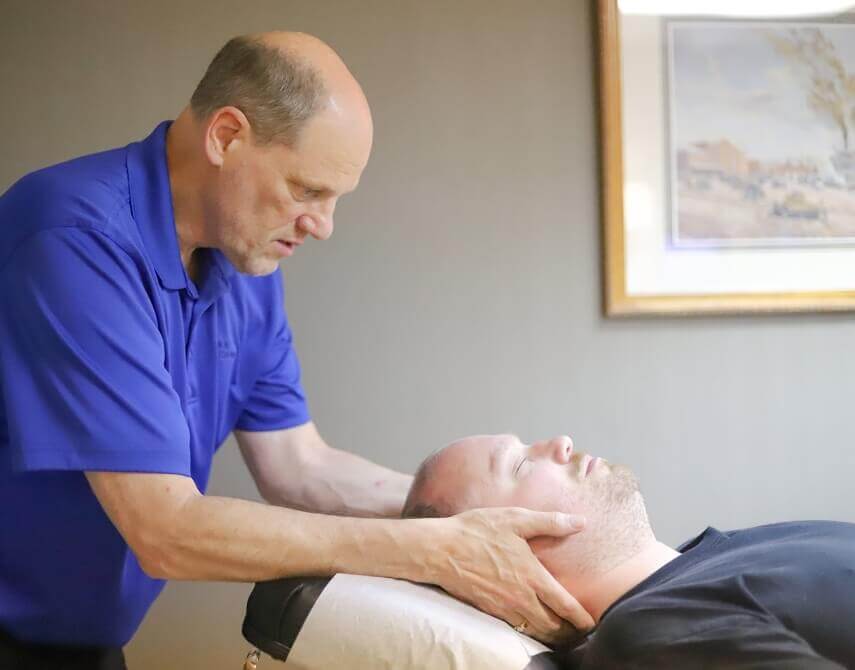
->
[292,184,320,200]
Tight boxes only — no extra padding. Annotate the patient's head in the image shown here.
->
[403,434,654,583]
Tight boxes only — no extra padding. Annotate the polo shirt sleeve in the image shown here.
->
[234,270,310,432]
[0,227,191,474]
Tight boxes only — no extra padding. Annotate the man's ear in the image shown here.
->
[203,106,252,167]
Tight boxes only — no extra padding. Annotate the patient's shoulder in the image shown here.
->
[580,584,750,668]
[581,601,678,667]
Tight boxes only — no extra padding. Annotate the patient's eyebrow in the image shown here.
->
[489,446,501,476]
[488,437,517,477]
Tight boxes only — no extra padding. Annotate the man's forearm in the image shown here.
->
[236,424,413,518]
[269,444,413,518]
[148,488,426,582]
[88,469,595,641]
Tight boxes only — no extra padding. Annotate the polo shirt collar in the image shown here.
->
[127,120,189,291]
[196,249,237,305]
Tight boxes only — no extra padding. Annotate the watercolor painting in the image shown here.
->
[669,22,855,247]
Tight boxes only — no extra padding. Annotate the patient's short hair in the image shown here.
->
[401,450,457,519]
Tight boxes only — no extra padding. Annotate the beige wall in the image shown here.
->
[3,1,854,668]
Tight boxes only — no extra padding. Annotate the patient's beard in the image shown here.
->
[533,465,654,586]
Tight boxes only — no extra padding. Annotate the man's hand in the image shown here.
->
[418,507,594,645]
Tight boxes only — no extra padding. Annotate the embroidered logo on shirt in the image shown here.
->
[217,339,237,359]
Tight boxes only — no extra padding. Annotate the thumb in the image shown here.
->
[515,511,586,539]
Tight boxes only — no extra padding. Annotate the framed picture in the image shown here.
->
[597,0,855,315]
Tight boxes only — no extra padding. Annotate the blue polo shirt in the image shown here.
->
[0,121,311,646]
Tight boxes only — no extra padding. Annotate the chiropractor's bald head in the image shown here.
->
[172,31,373,277]
[190,31,372,148]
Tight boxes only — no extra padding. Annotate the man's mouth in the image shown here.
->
[584,455,600,477]
[274,239,301,256]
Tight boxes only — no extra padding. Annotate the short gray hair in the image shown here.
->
[401,450,458,519]
[190,35,326,146]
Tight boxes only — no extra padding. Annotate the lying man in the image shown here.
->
[402,434,855,669]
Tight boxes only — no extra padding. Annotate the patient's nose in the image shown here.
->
[532,435,573,463]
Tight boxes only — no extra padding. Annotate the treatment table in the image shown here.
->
[241,574,565,669]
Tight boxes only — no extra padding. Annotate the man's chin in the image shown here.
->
[232,255,280,277]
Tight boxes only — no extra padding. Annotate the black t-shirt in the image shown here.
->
[570,521,855,669]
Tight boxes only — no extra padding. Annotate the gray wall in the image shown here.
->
[3,1,853,668]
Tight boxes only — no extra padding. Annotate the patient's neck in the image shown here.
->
[555,539,679,623]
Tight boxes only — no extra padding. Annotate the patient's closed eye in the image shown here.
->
[514,458,530,478]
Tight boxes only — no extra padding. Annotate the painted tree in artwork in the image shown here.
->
[768,28,855,151]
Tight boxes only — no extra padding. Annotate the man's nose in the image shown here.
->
[531,435,573,463]
[297,213,334,241]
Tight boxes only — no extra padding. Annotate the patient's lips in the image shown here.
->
[571,451,600,478]
[585,456,600,476]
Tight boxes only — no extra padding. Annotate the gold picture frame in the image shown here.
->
[597,0,855,316]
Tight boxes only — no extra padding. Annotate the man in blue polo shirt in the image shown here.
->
[0,32,593,667]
